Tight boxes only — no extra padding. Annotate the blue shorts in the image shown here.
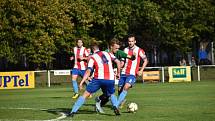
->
[86,79,115,96]
[118,74,136,88]
[71,68,86,77]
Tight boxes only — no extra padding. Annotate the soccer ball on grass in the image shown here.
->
[127,102,138,113]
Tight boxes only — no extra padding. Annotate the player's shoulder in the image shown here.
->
[135,46,145,51]
[117,50,124,53]
[124,47,129,50]
[116,50,125,55]
[103,51,113,57]
[102,51,108,53]
[82,46,87,50]
[102,51,115,57]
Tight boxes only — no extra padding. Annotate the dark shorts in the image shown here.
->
[86,79,115,96]
[71,68,86,77]
[118,74,136,88]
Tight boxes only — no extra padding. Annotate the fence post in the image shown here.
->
[197,66,200,81]
[48,70,51,87]
[162,67,165,83]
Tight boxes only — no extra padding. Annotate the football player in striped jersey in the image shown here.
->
[70,39,89,99]
[68,41,121,117]
[116,34,148,108]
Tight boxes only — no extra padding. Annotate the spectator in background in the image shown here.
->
[190,57,196,67]
[198,42,212,65]
[199,49,208,65]
[179,58,186,66]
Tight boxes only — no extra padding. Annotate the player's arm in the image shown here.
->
[79,69,91,90]
[111,53,121,79]
[79,58,94,90]
[137,50,148,76]
[114,59,121,79]
[117,50,136,60]
[69,48,75,61]
[117,50,134,68]
[120,58,125,68]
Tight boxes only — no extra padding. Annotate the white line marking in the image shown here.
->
[0,107,67,121]
[49,112,67,121]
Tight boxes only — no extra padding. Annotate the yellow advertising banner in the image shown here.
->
[142,71,160,81]
[0,71,35,89]
[168,66,191,82]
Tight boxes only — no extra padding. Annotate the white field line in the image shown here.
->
[0,107,67,121]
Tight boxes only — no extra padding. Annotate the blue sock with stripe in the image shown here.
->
[72,80,78,93]
[117,90,127,107]
[71,96,85,113]
[110,94,118,107]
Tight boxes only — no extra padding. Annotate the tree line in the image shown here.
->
[0,0,214,70]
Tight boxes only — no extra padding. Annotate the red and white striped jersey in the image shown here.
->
[73,46,89,70]
[87,51,116,80]
[121,46,147,76]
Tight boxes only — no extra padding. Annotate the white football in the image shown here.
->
[127,102,138,113]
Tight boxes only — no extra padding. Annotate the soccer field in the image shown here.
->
[0,81,215,121]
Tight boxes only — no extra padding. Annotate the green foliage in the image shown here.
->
[0,0,214,69]
[0,0,74,66]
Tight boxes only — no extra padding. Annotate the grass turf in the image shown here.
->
[0,81,215,121]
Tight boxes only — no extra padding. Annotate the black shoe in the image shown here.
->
[113,106,120,116]
[67,112,75,117]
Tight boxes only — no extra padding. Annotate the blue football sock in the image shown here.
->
[72,80,78,93]
[71,96,85,113]
[110,94,118,107]
[117,90,127,107]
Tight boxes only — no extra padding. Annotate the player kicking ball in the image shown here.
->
[95,38,136,113]
[67,41,121,117]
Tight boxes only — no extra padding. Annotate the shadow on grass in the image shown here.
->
[44,103,117,116]
[43,108,95,116]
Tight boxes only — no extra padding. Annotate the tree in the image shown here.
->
[0,0,75,69]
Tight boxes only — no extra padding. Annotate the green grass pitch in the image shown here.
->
[0,81,215,121]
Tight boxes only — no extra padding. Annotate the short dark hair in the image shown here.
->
[109,38,121,46]
[76,38,83,43]
[128,34,136,39]
[91,41,100,50]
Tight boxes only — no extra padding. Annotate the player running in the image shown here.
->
[70,39,89,99]
[116,34,148,108]
[67,41,121,117]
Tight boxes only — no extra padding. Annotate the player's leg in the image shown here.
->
[118,75,126,95]
[68,79,100,117]
[117,75,136,108]
[71,69,79,99]
[68,90,91,117]
[100,94,110,107]
[80,70,93,99]
[95,86,109,113]
[103,80,120,115]
[95,95,105,113]
[117,75,126,108]
[99,86,110,106]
